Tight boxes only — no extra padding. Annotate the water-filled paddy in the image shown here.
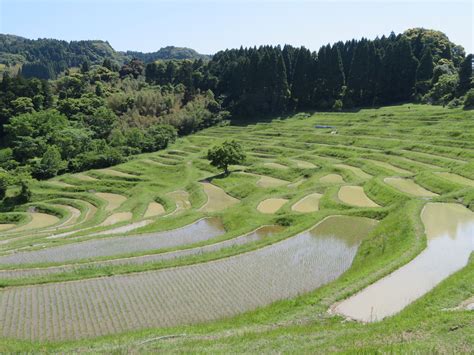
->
[333,203,474,322]
[199,182,239,212]
[384,177,438,197]
[319,174,344,184]
[99,212,133,227]
[0,225,284,279]
[0,216,376,340]
[338,186,379,208]
[95,192,127,211]
[257,198,288,214]
[144,202,165,217]
[9,212,60,233]
[0,217,225,265]
[292,193,322,212]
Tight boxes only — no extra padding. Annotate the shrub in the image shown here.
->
[463,89,474,109]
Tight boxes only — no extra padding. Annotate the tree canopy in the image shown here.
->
[207,141,246,175]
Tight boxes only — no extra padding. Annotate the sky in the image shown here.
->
[0,0,472,54]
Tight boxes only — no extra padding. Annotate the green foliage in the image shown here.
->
[332,99,343,111]
[207,140,246,174]
[0,170,8,199]
[32,146,66,179]
[425,74,458,104]
[457,54,473,96]
[126,46,209,62]
[464,88,474,109]
[0,28,469,183]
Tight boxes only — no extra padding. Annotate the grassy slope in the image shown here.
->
[0,104,473,352]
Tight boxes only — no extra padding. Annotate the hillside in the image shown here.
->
[122,46,210,62]
[0,34,209,79]
[0,104,472,352]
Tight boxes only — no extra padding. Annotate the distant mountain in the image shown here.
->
[0,34,209,79]
[122,46,210,62]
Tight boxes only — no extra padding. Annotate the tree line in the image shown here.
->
[0,28,472,199]
[145,28,472,115]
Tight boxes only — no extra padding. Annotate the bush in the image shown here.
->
[0,171,8,200]
[332,99,343,111]
[463,89,474,109]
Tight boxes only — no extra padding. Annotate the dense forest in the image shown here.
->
[0,28,472,198]
[0,34,209,79]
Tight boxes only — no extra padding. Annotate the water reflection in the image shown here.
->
[0,217,225,265]
[334,203,474,322]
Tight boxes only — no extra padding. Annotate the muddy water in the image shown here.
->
[338,186,380,208]
[0,216,376,340]
[384,177,438,197]
[333,203,474,322]
[98,212,133,227]
[95,192,127,211]
[0,226,285,279]
[144,202,165,217]
[0,217,225,265]
[320,174,344,184]
[257,198,288,214]
[292,193,322,212]
[199,182,239,212]
[10,213,60,233]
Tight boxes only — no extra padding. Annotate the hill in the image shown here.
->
[0,34,209,79]
[0,104,472,352]
[122,46,210,62]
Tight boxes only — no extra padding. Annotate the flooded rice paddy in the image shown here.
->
[333,203,474,322]
[98,212,133,227]
[291,193,322,212]
[94,192,127,211]
[384,177,438,197]
[199,182,240,212]
[0,216,376,340]
[257,198,288,214]
[338,186,380,208]
[0,217,225,265]
[0,225,284,279]
[319,174,344,184]
[9,212,60,233]
[144,202,165,217]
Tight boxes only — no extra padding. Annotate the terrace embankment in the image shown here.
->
[332,202,474,322]
[0,216,376,341]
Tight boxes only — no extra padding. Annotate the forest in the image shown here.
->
[0,28,472,199]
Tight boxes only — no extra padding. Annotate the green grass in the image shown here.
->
[0,104,473,352]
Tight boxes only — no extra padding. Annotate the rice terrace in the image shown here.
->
[0,103,472,351]
[0,1,473,352]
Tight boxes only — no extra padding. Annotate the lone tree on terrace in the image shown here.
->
[207,140,245,175]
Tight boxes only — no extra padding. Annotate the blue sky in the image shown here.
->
[0,0,472,54]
